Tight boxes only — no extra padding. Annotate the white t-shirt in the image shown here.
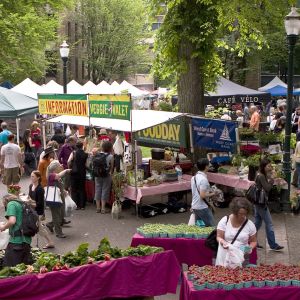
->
[217,215,256,249]
[191,172,210,210]
[270,119,277,130]
[1,142,21,169]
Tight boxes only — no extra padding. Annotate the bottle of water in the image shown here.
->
[175,165,183,181]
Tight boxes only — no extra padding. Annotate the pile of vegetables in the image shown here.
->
[0,238,163,278]
[137,223,215,238]
[188,264,300,290]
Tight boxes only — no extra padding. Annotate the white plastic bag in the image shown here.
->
[0,223,9,250]
[64,194,77,217]
[188,213,196,226]
[216,243,244,269]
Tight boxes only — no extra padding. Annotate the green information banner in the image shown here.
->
[89,94,131,120]
[136,119,187,149]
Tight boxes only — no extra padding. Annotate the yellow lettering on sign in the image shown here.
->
[40,100,87,116]
[162,124,168,139]
[173,125,180,141]
[156,125,162,139]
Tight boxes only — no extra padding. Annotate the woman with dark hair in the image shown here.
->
[28,170,54,249]
[68,141,88,210]
[23,129,36,175]
[191,158,216,226]
[254,158,284,251]
[216,198,257,266]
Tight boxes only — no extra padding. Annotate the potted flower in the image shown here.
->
[7,184,21,196]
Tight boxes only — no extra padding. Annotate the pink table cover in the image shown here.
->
[124,174,193,203]
[0,250,180,300]
[180,272,300,300]
[131,233,257,266]
[207,173,253,190]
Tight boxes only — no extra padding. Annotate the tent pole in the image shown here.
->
[16,118,20,145]
[42,120,46,149]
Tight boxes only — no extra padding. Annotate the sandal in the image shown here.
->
[96,209,101,213]
[42,244,55,249]
[101,209,106,214]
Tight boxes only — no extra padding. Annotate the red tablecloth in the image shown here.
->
[0,251,180,300]
[207,173,253,190]
[131,233,257,266]
[124,174,193,204]
[180,272,300,300]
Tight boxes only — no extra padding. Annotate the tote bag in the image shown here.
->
[45,185,62,207]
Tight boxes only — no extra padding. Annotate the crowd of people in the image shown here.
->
[0,121,128,266]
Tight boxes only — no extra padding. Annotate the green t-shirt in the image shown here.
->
[5,201,31,245]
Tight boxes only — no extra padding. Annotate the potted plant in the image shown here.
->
[245,154,261,181]
[112,172,126,201]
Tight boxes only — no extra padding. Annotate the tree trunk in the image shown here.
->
[177,41,205,115]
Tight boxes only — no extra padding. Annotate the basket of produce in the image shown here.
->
[127,169,144,187]
[150,159,173,174]
[144,176,162,186]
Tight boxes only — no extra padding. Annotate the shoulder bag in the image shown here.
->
[44,181,63,207]
[205,217,248,252]
[194,176,215,214]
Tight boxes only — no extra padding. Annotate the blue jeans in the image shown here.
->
[296,162,300,188]
[254,205,278,249]
[193,208,215,227]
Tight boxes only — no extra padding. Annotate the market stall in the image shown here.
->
[131,224,257,266]
[180,265,300,300]
[0,239,181,300]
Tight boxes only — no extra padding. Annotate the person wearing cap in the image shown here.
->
[38,146,55,187]
[0,122,12,146]
[98,128,111,152]
[0,134,23,188]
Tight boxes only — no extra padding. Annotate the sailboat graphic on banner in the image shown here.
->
[220,124,232,141]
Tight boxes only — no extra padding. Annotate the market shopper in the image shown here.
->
[191,158,216,227]
[216,198,257,266]
[0,134,23,188]
[236,110,244,128]
[254,158,284,251]
[93,141,114,213]
[28,171,54,249]
[30,121,42,159]
[45,160,71,238]
[249,106,260,131]
[23,129,36,176]
[68,141,88,210]
[0,122,12,146]
[0,194,32,267]
[38,146,55,187]
[51,128,66,148]
[293,141,300,188]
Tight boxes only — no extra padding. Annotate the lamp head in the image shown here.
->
[59,40,70,58]
[285,7,300,36]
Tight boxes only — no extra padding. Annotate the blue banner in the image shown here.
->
[192,118,237,152]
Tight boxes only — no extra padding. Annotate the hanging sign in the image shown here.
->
[192,118,237,152]
[136,119,187,149]
[38,94,88,116]
[89,94,131,120]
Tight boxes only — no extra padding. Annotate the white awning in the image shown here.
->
[46,110,185,132]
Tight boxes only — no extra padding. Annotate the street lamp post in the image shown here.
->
[283,7,300,211]
[59,40,70,94]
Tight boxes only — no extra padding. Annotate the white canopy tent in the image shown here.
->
[11,78,42,99]
[67,80,83,94]
[120,80,149,97]
[41,80,64,94]
[46,110,185,132]
[259,76,287,91]
[82,81,98,94]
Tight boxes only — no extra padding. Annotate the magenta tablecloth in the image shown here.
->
[131,234,257,266]
[207,173,253,190]
[180,272,300,300]
[0,250,180,300]
[124,174,193,203]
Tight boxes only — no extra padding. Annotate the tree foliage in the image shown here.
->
[150,0,295,114]
[0,0,73,84]
[76,0,150,83]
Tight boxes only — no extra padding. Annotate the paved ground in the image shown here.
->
[0,176,299,299]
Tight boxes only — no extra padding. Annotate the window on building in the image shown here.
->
[67,22,71,40]
[82,61,85,80]
[75,57,79,80]
[75,23,78,42]
[82,25,85,47]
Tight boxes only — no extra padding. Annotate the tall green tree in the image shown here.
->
[0,0,73,84]
[76,0,150,83]
[151,0,294,115]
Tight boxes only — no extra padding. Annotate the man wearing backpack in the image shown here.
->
[93,141,114,213]
[0,195,38,267]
